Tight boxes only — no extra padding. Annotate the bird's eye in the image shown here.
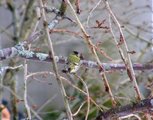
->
[68,68,71,72]
[62,70,67,73]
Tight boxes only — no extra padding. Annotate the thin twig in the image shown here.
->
[24,61,31,119]
[125,26,153,45]
[31,94,57,119]
[105,0,142,100]
[51,28,83,38]
[27,71,104,111]
[39,0,73,119]
[75,0,81,14]
[72,101,86,116]
[66,0,116,106]
[74,74,90,120]
[119,114,141,120]
[86,0,102,28]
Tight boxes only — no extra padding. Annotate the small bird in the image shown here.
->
[62,51,83,74]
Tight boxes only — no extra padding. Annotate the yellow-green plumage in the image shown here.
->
[68,63,79,73]
[63,52,81,73]
[68,54,80,64]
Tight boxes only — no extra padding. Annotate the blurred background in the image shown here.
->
[0,0,152,119]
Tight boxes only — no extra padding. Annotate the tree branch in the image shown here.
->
[96,97,153,120]
[0,46,153,71]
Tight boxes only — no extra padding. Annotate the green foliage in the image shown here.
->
[68,53,80,64]
[103,99,113,108]
[88,107,98,120]
[42,109,61,120]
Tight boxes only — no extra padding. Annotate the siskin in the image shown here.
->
[62,51,83,74]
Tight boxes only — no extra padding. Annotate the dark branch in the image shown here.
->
[96,97,153,120]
